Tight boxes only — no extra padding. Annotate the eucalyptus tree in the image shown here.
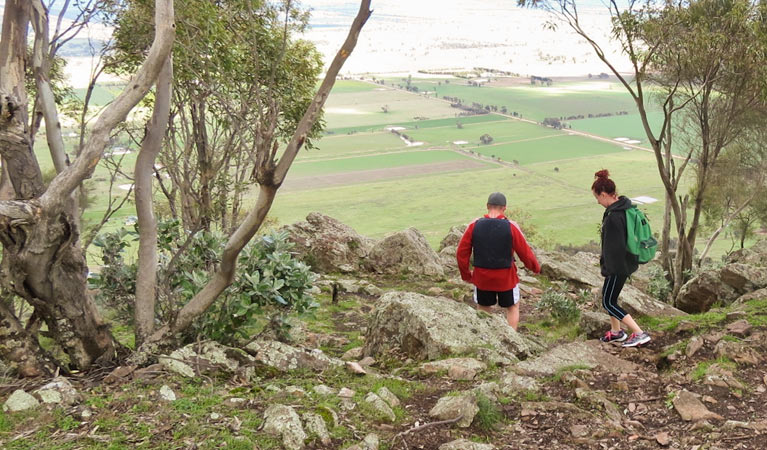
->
[0,0,175,376]
[524,0,767,301]
[132,0,373,354]
[109,0,325,234]
[0,0,372,375]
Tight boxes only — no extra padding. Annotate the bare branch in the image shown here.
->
[28,0,68,173]
[40,0,176,213]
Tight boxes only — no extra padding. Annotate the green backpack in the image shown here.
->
[625,205,658,264]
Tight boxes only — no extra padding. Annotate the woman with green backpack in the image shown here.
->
[592,169,651,348]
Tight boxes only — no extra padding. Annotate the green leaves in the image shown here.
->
[93,221,317,345]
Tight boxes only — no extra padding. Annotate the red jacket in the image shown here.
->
[456,214,541,291]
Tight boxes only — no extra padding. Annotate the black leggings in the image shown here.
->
[602,274,628,320]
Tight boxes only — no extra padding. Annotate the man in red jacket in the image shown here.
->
[456,192,541,330]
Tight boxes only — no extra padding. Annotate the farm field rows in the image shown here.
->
[57,76,748,258]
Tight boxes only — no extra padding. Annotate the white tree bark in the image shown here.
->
[135,56,173,345]
[143,0,373,347]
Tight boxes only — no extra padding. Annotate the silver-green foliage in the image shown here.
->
[536,289,580,323]
[646,265,671,302]
[90,222,317,344]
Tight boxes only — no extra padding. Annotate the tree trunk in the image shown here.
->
[0,296,57,377]
[0,0,176,373]
[135,0,373,358]
[135,56,173,346]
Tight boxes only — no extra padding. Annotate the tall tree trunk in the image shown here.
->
[135,56,173,346]
[0,0,176,373]
[136,0,373,357]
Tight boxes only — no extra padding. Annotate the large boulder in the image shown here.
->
[538,250,604,288]
[726,240,767,266]
[540,250,684,317]
[619,284,686,317]
[515,341,640,376]
[364,292,541,363]
[282,212,374,273]
[677,263,767,313]
[366,228,445,278]
[438,225,467,252]
[245,340,342,372]
[159,341,258,380]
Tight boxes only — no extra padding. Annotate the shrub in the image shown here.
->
[536,289,580,323]
[647,265,671,302]
[90,221,317,344]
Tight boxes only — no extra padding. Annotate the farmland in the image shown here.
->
[60,75,746,258]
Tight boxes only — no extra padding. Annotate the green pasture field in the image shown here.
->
[395,77,640,123]
[568,111,666,145]
[301,132,408,161]
[288,149,472,178]
[404,119,558,147]
[73,84,123,107]
[35,77,749,263]
[469,133,625,165]
[326,112,507,135]
[269,149,717,252]
[328,80,380,94]
[322,87,458,130]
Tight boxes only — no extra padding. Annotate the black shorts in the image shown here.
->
[474,286,520,307]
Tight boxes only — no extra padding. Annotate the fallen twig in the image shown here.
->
[398,415,463,435]
[721,434,754,442]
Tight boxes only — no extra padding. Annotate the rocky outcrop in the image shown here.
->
[540,249,684,317]
[620,284,686,317]
[263,404,306,450]
[366,228,445,277]
[539,250,604,287]
[579,310,612,339]
[677,263,767,313]
[159,341,258,380]
[245,340,342,372]
[726,240,767,266]
[516,341,640,376]
[364,292,542,363]
[282,212,374,273]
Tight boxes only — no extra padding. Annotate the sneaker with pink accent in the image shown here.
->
[600,330,627,343]
[622,331,651,347]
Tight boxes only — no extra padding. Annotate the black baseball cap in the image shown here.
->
[487,192,506,206]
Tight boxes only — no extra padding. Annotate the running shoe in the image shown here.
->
[600,330,627,343]
[622,332,651,347]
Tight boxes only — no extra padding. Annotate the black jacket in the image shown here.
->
[600,196,639,276]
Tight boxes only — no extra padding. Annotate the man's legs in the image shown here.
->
[506,303,520,330]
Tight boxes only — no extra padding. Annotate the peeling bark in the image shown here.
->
[0,0,176,373]
[0,298,56,377]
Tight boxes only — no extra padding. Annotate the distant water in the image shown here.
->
[305,0,616,28]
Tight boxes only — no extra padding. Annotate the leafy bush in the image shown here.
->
[536,289,580,323]
[90,221,317,344]
[646,265,671,302]
[90,228,139,322]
